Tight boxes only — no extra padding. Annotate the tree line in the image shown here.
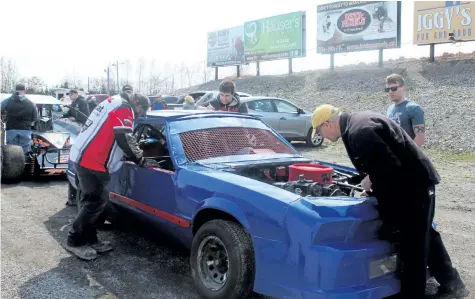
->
[0,56,228,96]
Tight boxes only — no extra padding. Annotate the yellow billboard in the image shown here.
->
[413,1,474,45]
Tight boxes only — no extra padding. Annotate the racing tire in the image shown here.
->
[306,128,324,147]
[190,219,255,299]
[1,145,25,183]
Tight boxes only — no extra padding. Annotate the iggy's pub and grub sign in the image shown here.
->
[413,1,474,45]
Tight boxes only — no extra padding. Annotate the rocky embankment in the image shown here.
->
[175,56,475,153]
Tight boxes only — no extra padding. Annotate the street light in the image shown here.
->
[112,60,125,92]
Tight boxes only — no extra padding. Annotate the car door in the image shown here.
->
[245,99,279,130]
[273,99,309,139]
[109,123,183,229]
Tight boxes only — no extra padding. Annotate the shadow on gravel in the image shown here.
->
[18,206,270,299]
[1,174,68,190]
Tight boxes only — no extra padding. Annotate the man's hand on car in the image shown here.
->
[361,175,372,191]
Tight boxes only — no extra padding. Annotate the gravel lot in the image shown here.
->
[1,143,474,299]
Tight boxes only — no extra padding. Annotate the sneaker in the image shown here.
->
[63,244,97,260]
[65,200,77,206]
[436,280,470,298]
[89,240,113,253]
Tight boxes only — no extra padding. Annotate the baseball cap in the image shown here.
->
[311,104,340,138]
[122,85,133,92]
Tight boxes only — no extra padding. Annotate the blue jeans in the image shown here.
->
[6,129,31,153]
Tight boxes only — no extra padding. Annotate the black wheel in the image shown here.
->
[306,128,324,147]
[1,145,25,183]
[190,219,255,299]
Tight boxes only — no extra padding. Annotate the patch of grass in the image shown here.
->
[424,148,475,162]
[450,90,457,95]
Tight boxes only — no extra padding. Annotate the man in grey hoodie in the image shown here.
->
[1,84,38,153]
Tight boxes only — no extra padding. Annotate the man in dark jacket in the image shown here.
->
[206,80,248,113]
[62,90,90,124]
[311,104,469,298]
[1,84,38,153]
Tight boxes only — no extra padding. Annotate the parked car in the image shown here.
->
[67,110,403,299]
[149,95,179,105]
[175,91,210,104]
[193,90,252,107]
[200,96,324,147]
[1,94,80,183]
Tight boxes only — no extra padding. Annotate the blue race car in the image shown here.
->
[67,110,402,299]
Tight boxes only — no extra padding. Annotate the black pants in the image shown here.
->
[67,164,110,247]
[397,186,460,298]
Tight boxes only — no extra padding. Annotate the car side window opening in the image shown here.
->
[135,123,175,171]
[275,100,298,114]
[247,100,274,113]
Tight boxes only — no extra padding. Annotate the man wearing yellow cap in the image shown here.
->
[311,104,468,299]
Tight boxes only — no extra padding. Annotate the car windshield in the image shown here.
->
[169,116,299,163]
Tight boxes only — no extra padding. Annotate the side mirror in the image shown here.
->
[297,108,304,114]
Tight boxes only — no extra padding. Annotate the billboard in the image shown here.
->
[316,1,402,54]
[413,1,474,45]
[244,11,306,62]
[207,25,245,67]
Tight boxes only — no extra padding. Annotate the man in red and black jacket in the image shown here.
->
[207,80,248,113]
[65,85,154,260]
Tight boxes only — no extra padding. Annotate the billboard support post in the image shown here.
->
[215,68,218,81]
[378,49,384,67]
[330,54,335,71]
[236,65,240,77]
[256,61,260,76]
[429,44,435,63]
[288,58,293,74]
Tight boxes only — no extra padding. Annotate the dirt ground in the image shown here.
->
[1,142,474,299]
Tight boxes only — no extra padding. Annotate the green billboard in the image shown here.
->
[244,11,306,62]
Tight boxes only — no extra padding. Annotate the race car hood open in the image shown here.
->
[34,132,71,149]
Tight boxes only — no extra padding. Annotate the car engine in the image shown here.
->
[231,162,365,197]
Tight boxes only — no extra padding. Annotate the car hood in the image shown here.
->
[294,196,379,221]
[33,132,71,149]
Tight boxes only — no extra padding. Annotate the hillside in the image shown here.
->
[174,56,475,153]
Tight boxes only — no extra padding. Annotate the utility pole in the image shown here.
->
[112,60,124,93]
[116,60,119,91]
[87,77,90,93]
[104,66,110,95]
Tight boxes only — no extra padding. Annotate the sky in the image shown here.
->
[1,0,474,87]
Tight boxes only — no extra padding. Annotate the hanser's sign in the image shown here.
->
[413,1,474,45]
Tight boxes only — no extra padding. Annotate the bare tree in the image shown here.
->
[149,59,156,94]
[136,57,146,93]
[18,76,46,94]
[123,59,132,84]
[0,56,18,92]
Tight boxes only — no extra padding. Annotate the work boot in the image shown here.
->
[63,244,97,260]
[89,240,113,253]
[435,278,470,298]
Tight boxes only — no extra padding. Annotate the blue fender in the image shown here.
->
[194,196,251,230]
